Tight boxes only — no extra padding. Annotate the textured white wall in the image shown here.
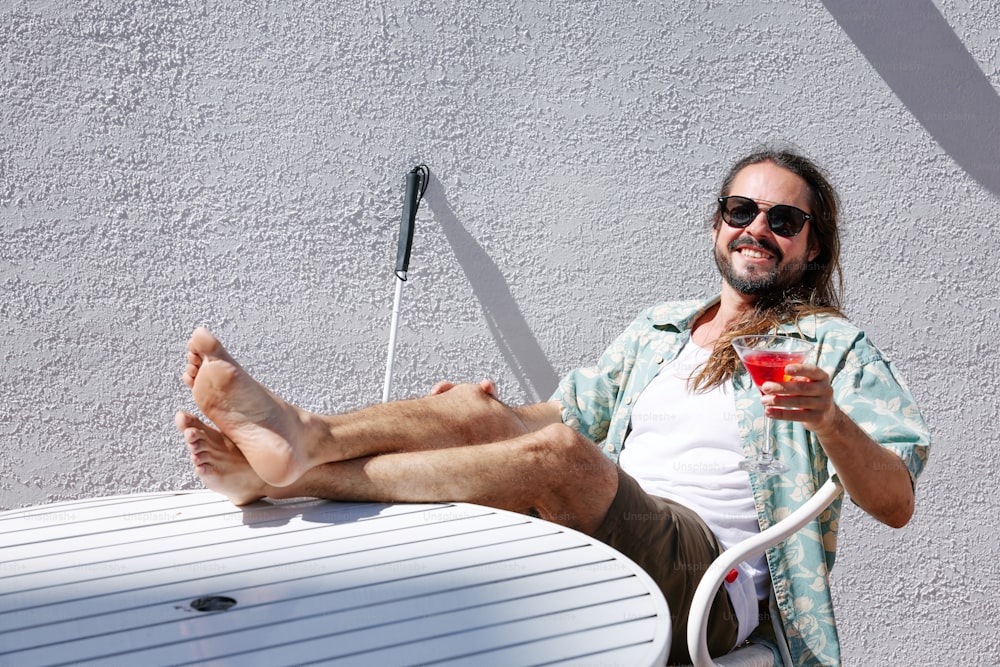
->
[2,0,998,664]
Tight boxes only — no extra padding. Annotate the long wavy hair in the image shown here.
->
[690,150,846,392]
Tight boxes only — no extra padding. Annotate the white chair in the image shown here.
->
[685,477,844,667]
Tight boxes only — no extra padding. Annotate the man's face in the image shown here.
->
[713,162,820,297]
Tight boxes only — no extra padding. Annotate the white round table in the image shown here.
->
[0,490,671,666]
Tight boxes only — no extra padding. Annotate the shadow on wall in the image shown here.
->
[423,177,560,402]
[822,0,1000,199]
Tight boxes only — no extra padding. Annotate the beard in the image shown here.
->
[714,235,809,297]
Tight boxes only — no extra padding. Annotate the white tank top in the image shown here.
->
[618,340,768,644]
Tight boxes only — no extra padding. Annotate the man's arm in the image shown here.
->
[762,363,915,529]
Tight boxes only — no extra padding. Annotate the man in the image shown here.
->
[176,150,929,665]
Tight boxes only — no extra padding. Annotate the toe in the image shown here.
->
[185,429,203,449]
[175,413,213,446]
[175,410,210,430]
[188,327,229,361]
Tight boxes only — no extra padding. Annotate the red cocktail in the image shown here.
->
[741,351,811,387]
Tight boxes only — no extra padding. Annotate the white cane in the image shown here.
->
[382,165,429,403]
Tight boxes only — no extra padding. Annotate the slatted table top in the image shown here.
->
[0,490,670,666]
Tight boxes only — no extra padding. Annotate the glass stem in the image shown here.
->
[760,414,774,463]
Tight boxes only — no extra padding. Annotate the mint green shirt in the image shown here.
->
[552,296,930,666]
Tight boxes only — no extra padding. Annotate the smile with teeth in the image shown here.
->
[738,247,774,260]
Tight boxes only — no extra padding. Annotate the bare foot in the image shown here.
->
[182,327,319,487]
[175,411,268,505]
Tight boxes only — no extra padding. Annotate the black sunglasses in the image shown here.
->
[718,196,811,237]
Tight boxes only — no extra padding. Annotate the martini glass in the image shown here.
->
[731,334,816,476]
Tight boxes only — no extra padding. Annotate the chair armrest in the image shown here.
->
[687,477,843,667]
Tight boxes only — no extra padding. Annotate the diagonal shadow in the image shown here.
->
[422,176,559,402]
[822,0,1000,198]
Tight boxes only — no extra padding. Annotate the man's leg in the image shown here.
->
[181,327,539,487]
[177,411,619,534]
[300,424,621,534]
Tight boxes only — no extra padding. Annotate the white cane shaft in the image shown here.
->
[382,277,405,403]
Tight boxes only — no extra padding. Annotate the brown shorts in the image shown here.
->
[592,467,739,664]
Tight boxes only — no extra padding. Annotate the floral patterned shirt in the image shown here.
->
[551,296,930,666]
